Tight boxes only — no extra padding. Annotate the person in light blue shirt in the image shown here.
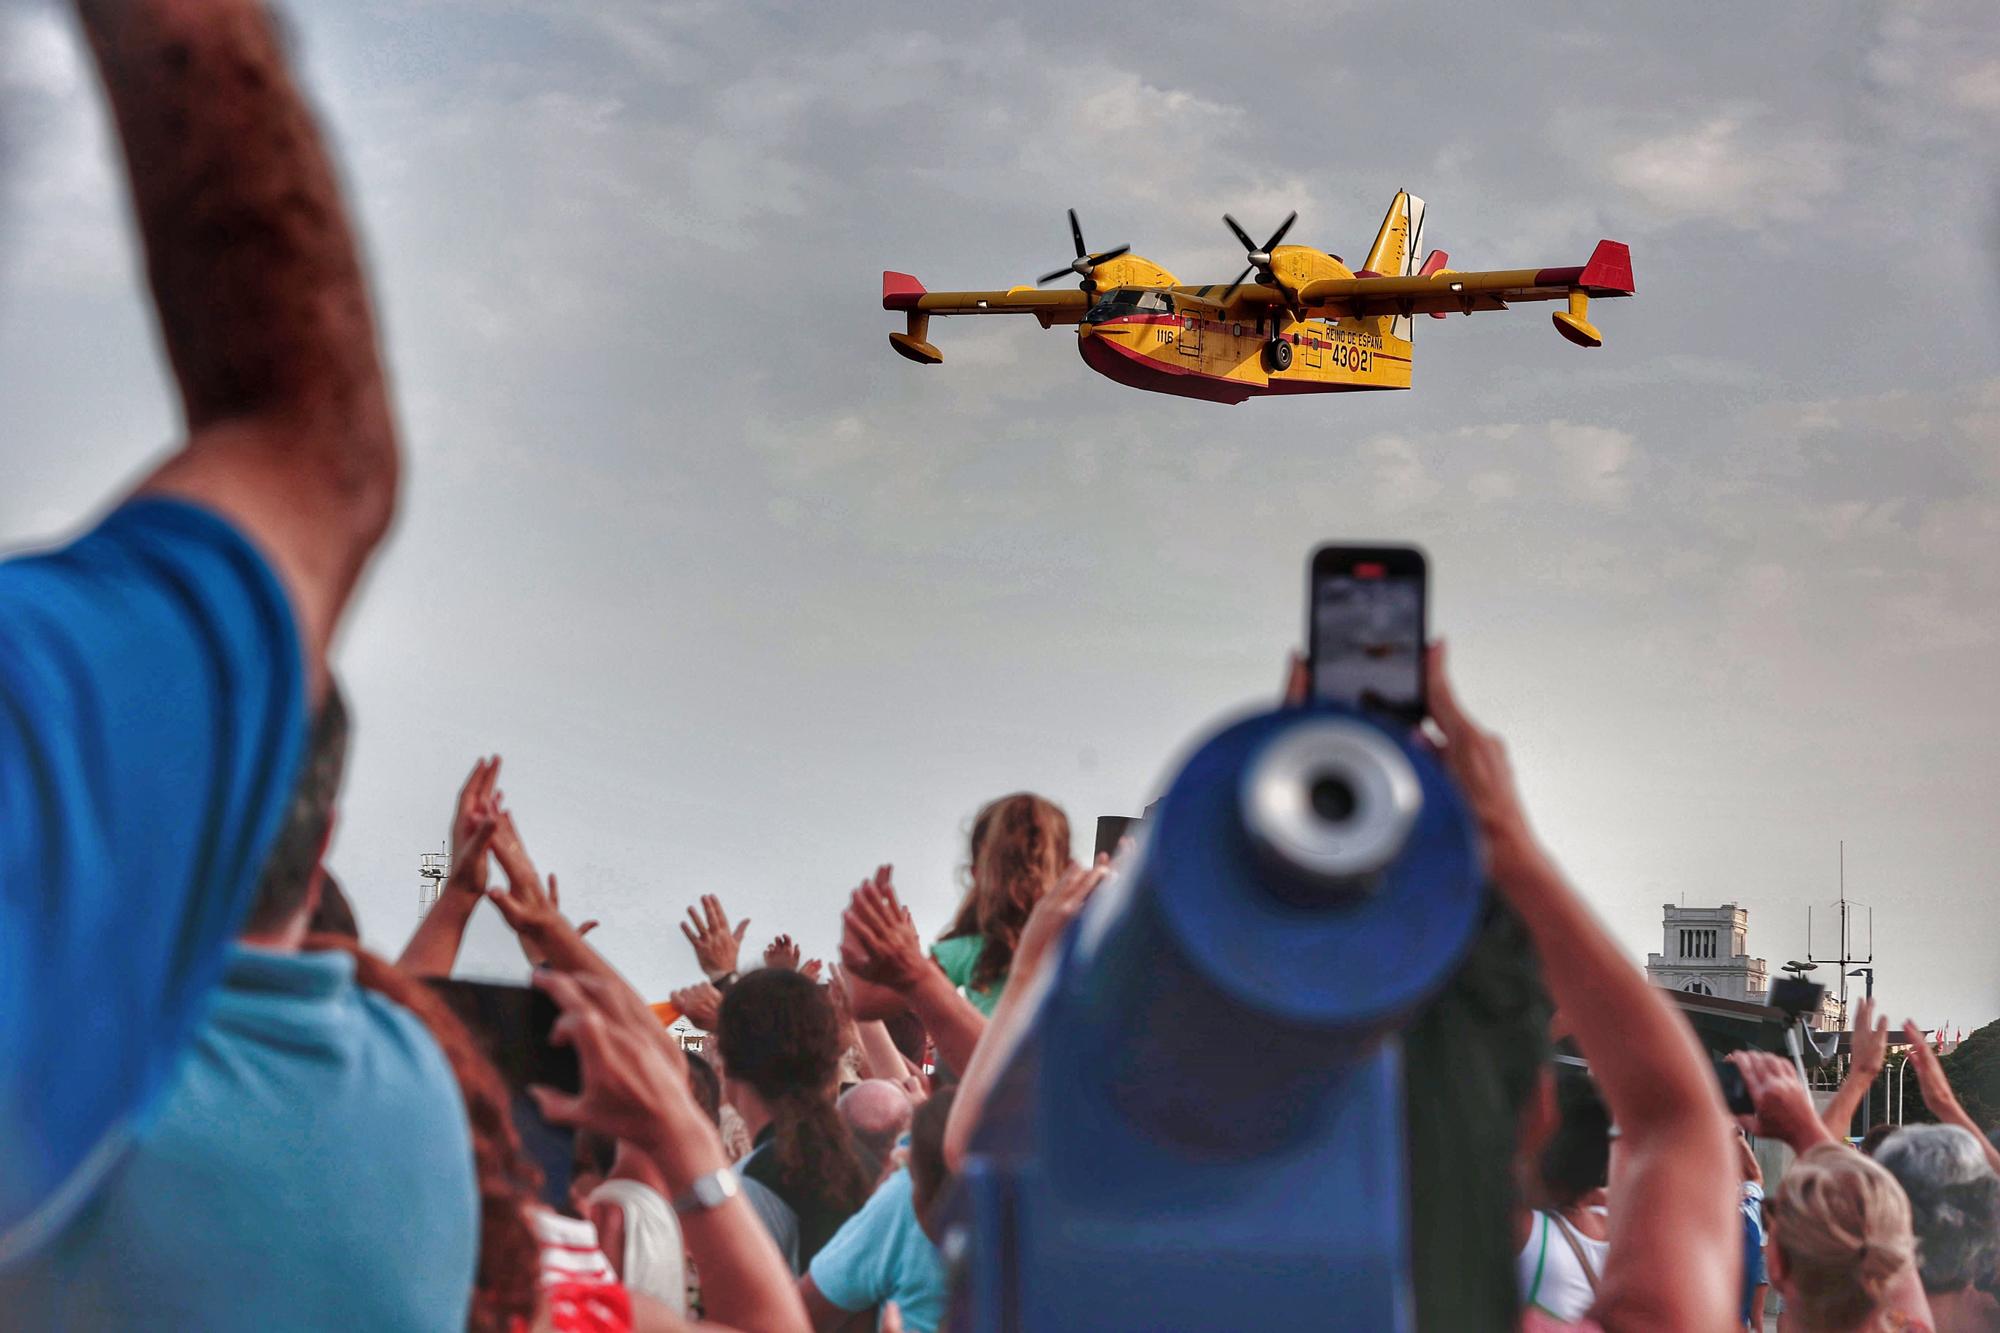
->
[0,692,482,1331]
[801,1089,955,1333]
[1,0,401,1263]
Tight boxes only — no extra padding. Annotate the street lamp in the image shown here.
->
[1848,967,1874,1000]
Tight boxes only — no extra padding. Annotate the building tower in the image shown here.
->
[1645,902,1769,1002]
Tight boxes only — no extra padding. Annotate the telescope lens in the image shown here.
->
[1309,774,1358,824]
[1240,718,1423,894]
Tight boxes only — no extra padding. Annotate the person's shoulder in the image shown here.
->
[931,934,980,966]
[348,984,468,1114]
[4,497,286,604]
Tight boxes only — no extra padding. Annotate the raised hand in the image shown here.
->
[484,809,562,959]
[840,865,928,992]
[449,756,503,894]
[1013,854,1111,984]
[764,934,802,971]
[528,971,713,1179]
[680,895,750,981]
[1727,1049,1834,1153]
[1904,1019,2000,1174]
[669,981,723,1032]
[1904,1020,1964,1117]
[1851,997,1888,1075]
[799,958,824,983]
[445,807,498,898]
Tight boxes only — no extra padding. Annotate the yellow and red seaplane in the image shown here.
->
[882,192,1633,405]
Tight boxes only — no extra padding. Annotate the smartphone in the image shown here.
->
[425,978,581,1096]
[426,978,582,1210]
[1306,544,1428,726]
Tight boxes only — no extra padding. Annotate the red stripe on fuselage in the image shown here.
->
[1076,331,1404,402]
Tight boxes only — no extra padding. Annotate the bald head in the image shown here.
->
[839,1079,914,1185]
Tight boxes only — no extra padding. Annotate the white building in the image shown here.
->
[1646,903,1768,1002]
[1646,902,1845,1030]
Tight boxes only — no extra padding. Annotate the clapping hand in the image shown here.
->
[529,970,718,1185]
[447,756,502,895]
[680,895,750,981]
[485,807,566,959]
[840,865,928,992]
[1904,1020,1962,1117]
[1013,854,1111,984]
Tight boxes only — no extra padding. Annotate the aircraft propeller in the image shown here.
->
[1037,208,1132,293]
[1221,211,1298,302]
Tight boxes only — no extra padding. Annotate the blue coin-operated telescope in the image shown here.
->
[945,703,1486,1333]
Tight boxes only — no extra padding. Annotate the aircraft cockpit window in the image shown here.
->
[1086,288,1172,323]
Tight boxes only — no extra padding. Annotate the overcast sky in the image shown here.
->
[3,0,1996,1030]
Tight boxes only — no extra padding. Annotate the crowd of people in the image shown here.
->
[3,3,1997,1330]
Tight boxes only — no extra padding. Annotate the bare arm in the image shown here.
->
[1429,647,1738,1333]
[855,1020,910,1087]
[397,758,501,976]
[796,1277,873,1333]
[1818,996,1887,1142]
[838,868,985,1076]
[943,857,1110,1170]
[1904,1020,2000,1177]
[76,0,399,701]
[531,970,810,1333]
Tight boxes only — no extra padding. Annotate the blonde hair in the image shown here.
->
[1770,1142,1917,1330]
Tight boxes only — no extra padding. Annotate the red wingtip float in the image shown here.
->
[882,193,1635,403]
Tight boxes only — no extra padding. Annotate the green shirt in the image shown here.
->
[931,936,1005,1017]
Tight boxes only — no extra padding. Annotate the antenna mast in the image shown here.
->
[1808,839,1872,1028]
[419,844,449,918]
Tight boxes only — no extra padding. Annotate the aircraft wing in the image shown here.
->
[882,272,1090,324]
[1296,240,1634,319]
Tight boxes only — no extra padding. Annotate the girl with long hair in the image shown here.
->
[932,793,1070,1016]
[717,969,873,1269]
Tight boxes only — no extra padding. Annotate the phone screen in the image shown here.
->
[1308,545,1427,724]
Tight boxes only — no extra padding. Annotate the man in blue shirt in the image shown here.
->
[1,0,400,1262]
[802,1089,955,1333]
[0,695,482,1329]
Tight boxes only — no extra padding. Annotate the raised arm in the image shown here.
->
[839,868,986,1076]
[397,757,501,976]
[1818,996,1888,1142]
[1428,646,1739,1333]
[531,970,810,1333]
[76,0,399,699]
[1903,1020,2000,1177]
[942,855,1109,1170]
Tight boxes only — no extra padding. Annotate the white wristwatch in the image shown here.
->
[670,1167,740,1217]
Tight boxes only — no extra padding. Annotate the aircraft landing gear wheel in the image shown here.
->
[1265,338,1293,372]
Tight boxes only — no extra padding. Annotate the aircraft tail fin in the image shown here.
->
[1363,191,1427,339]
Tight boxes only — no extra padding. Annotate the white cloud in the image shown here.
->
[1949,60,2000,116]
[1365,432,1442,511]
[1604,108,1843,227]
[1547,420,1636,508]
